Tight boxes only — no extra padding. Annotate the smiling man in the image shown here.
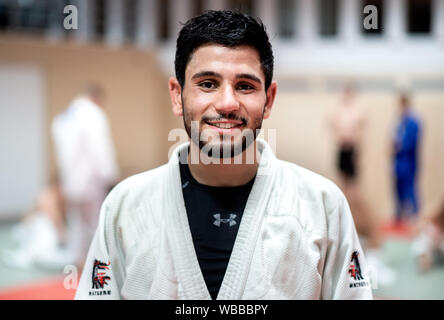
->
[75,10,373,300]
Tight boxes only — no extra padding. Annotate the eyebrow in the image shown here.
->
[191,71,220,80]
[191,71,262,85]
[236,73,262,85]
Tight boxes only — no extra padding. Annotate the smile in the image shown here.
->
[205,120,243,130]
[208,123,240,129]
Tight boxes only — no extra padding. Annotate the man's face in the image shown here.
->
[170,44,276,159]
[399,96,409,113]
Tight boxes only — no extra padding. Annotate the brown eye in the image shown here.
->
[238,83,254,91]
[199,81,216,89]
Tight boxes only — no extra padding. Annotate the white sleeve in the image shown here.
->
[321,188,374,300]
[86,111,120,186]
[75,197,124,300]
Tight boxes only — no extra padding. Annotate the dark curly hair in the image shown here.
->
[174,10,274,91]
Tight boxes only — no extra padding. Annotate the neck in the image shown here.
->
[187,141,261,187]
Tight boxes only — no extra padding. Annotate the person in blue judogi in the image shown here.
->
[393,93,422,224]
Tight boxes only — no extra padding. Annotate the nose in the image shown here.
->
[214,84,240,113]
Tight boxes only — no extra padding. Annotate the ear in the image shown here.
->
[169,77,183,116]
[263,81,277,120]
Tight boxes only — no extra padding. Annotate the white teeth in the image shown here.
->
[210,123,239,129]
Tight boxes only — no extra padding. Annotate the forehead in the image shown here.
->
[185,44,263,80]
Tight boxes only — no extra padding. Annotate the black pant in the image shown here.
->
[338,145,357,179]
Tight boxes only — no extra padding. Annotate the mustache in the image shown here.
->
[201,113,247,124]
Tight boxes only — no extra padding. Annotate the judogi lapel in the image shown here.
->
[163,139,276,299]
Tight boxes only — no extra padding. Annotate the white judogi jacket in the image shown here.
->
[75,139,373,300]
[52,96,119,204]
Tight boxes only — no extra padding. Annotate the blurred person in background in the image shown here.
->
[328,84,365,198]
[412,199,444,273]
[52,84,119,268]
[2,180,72,269]
[328,84,395,286]
[392,93,422,228]
[328,85,374,244]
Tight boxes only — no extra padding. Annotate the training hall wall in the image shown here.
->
[0,36,442,223]
[0,35,179,181]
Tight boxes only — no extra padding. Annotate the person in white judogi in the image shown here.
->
[52,85,119,267]
[75,11,373,300]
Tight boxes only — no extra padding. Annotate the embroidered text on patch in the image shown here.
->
[348,251,370,288]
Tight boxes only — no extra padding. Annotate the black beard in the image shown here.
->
[203,134,250,159]
[182,105,264,159]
